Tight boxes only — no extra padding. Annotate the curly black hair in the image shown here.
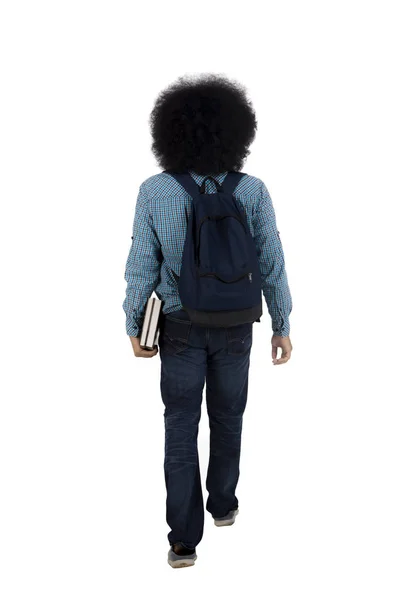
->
[149,74,257,175]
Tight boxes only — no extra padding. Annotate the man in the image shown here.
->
[123,74,293,568]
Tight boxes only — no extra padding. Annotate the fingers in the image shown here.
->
[271,344,278,360]
[135,346,158,358]
[129,336,158,358]
[272,350,291,365]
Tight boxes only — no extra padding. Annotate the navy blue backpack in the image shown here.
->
[166,171,263,327]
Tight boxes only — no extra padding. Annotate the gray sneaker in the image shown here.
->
[214,508,239,527]
[167,544,197,568]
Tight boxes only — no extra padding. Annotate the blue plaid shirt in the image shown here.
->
[123,170,292,337]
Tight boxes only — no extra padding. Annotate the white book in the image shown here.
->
[139,297,162,350]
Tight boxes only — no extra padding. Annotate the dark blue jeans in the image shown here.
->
[159,308,253,549]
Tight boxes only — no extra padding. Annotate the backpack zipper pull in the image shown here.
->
[248,272,252,282]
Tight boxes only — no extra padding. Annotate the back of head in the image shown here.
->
[150,73,257,176]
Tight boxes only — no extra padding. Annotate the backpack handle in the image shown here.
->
[199,176,223,194]
[164,170,245,197]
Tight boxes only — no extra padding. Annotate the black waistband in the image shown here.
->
[164,303,262,328]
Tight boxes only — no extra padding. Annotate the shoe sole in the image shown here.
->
[168,556,197,568]
[214,509,239,527]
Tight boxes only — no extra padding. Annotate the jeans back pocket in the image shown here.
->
[226,322,253,355]
[160,317,192,355]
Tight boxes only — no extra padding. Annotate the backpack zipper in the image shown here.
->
[199,271,252,284]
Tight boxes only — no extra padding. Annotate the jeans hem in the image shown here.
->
[170,540,196,550]
[210,505,239,519]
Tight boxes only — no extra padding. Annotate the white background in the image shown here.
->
[1,1,399,598]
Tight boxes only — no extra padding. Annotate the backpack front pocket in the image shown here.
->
[196,215,249,280]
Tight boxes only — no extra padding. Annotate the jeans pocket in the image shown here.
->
[160,317,192,355]
[226,322,253,355]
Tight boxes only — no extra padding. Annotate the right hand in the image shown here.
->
[271,335,292,365]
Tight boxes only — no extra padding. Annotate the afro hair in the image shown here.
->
[149,73,257,175]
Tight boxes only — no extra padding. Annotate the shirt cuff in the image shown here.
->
[126,317,140,338]
[272,318,290,337]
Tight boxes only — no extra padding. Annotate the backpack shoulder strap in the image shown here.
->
[163,170,200,198]
[222,171,246,195]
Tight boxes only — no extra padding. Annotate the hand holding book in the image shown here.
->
[129,335,158,358]
[128,297,163,358]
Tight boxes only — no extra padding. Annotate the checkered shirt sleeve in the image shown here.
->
[253,182,293,337]
[122,184,161,337]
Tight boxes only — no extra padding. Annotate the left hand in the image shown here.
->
[129,336,158,358]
